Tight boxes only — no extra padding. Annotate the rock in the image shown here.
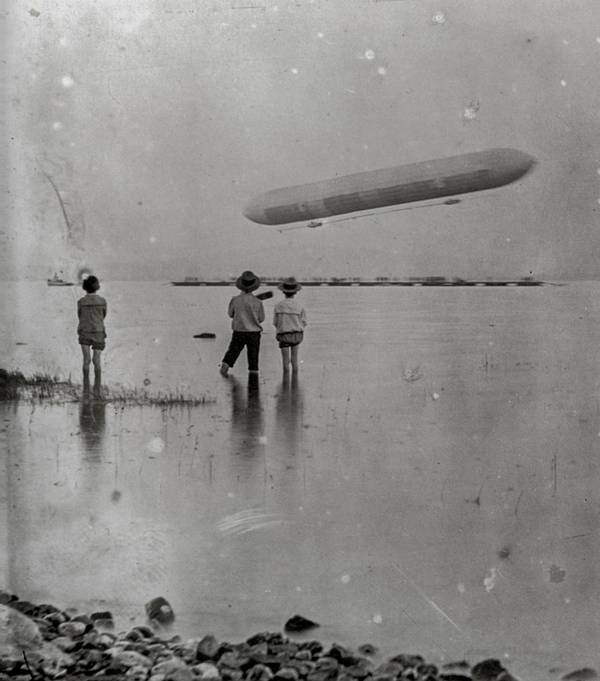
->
[146,597,176,626]
[193,662,222,680]
[284,615,320,633]
[562,670,599,681]
[274,667,300,681]
[219,651,251,670]
[58,620,87,638]
[112,649,154,670]
[171,670,195,681]
[152,656,188,677]
[247,664,275,681]
[471,659,507,681]
[388,654,425,671]
[0,592,18,606]
[53,635,80,652]
[197,634,222,660]
[126,664,152,680]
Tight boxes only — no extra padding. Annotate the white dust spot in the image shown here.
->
[564,597,571,603]
[597,199,600,205]
[295,586,302,592]
[560,80,567,87]
[153,337,160,344]
[340,574,351,584]
[61,74,74,88]
[364,49,376,60]
[317,31,324,38]
[52,121,63,130]
[69,142,76,148]
[59,37,68,47]
[562,39,569,45]
[463,99,480,120]
[488,341,494,346]
[31,73,38,81]
[457,582,466,593]
[149,236,157,243]
[596,168,600,175]
[272,5,279,11]
[484,567,498,592]
[506,237,511,242]
[432,392,440,400]
[377,66,387,75]
[258,435,268,445]
[147,437,165,454]
[227,492,235,498]
[596,37,600,44]
[432,12,446,24]
[290,68,299,75]
[251,23,257,29]
[372,613,383,624]
[298,506,304,511]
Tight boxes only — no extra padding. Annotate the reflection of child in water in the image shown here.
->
[77,275,107,396]
[273,277,306,373]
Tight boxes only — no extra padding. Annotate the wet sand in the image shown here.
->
[2,282,600,680]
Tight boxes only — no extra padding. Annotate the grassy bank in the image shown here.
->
[0,368,215,406]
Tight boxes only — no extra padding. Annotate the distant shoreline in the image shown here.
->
[171,278,552,287]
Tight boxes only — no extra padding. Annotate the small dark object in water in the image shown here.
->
[145,596,175,625]
[284,614,319,632]
[357,644,378,656]
[256,291,273,300]
[471,659,507,681]
[497,545,511,560]
[562,669,599,681]
[193,332,217,339]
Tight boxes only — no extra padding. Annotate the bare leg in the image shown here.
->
[92,349,102,397]
[81,345,91,394]
[290,345,299,373]
[281,347,290,372]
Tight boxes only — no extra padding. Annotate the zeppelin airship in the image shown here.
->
[243,148,535,226]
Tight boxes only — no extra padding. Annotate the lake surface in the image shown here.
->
[1,281,600,680]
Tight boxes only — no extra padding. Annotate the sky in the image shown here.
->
[2,0,600,280]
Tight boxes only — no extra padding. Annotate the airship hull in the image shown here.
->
[243,148,535,225]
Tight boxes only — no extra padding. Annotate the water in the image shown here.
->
[2,281,600,679]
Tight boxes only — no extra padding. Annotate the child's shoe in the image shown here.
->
[219,362,230,376]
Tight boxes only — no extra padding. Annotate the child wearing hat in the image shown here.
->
[273,277,306,374]
[77,275,107,396]
[220,270,265,376]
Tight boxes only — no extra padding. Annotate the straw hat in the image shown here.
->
[278,277,302,293]
[235,270,261,292]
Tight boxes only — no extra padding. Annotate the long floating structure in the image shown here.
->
[171,278,552,287]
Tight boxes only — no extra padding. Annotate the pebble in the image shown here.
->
[146,596,176,625]
[57,620,87,638]
[284,615,320,633]
[194,662,222,680]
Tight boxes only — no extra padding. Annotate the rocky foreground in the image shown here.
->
[0,593,596,681]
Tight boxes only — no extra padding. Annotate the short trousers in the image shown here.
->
[79,333,106,351]
[277,331,303,348]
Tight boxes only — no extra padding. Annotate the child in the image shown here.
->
[273,277,306,373]
[77,275,107,396]
[220,270,265,376]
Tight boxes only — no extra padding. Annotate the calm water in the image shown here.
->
[2,281,600,679]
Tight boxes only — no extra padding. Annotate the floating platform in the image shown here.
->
[171,279,553,287]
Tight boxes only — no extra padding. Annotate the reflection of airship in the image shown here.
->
[243,148,535,225]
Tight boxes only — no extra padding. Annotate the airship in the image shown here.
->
[243,148,535,226]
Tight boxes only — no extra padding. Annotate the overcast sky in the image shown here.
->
[2,0,600,280]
